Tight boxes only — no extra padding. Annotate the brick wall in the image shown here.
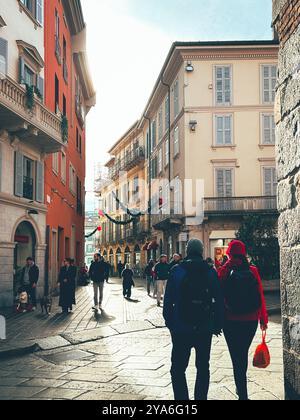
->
[273,0,300,401]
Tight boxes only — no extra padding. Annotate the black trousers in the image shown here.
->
[223,320,258,400]
[123,285,132,298]
[170,332,213,401]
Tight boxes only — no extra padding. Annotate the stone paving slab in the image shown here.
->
[62,326,118,345]
[36,336,71,351]
[111,320,156,334]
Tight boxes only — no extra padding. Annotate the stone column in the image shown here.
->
[0,242,15,307]
[273,0,300,400]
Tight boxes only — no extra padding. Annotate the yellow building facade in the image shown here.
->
[99,41,279,271]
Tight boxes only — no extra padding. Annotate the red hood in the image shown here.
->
[227,240,246,257]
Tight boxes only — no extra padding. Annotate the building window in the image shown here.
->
[55,9,61,64]
[77,177,83,215]
[150,157,158,179]
[263,167,277,196]
[215,65,232,106]
[20,0,44,26]
[52,152,59,174]
[14,152,44,203]
[174,126,180,157]
[158,106,163,140]
[61,152,66,184]
[133,176,139,200]
[63,95,67,117]
[69,163,76,195]
[165,139,169,167]
[215,115,233,146]
[174,79,179,118]
[165,94,170,131]
[24,65,34,87]
[63,37,68,83]
[76,128,82,155]
[262,65,277,104]
[174,176,182,214]
[158,148,163,174]
[216,168,234,198]
[262,114,276,145]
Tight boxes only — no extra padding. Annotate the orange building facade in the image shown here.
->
[44,0,95,291]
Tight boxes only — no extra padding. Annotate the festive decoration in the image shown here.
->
[98,210,105,218]
[97,226,102,231]
[85,227,101,239]
[111,191,150,217]
[104,212,135,225]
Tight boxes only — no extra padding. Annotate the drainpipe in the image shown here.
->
[161,76,171,183]
[144,115,152,234]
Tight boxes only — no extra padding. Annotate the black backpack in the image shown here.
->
[179,261,213,330]
[224,267,261,315]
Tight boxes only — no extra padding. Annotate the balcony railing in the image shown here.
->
[102,216,150,246]
[204,196,277,214]
[0,77,65,153]
[109,147,145,180]
[151,201,183,230]
[55,36,62,64]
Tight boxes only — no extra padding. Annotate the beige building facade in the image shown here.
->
[0,0,65,306]
[99,41,279,269]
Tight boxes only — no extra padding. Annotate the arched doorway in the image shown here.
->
[116,248,122,264]
[14,221,37,294]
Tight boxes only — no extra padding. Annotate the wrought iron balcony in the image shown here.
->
[0,77,65,153]
[204,196,278,215]
[151,202,183,230]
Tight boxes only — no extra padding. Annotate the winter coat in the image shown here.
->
[163,256,224,335]
[154,262,169,281]
[122,269,135,288]
[89,260,107,283]
[21,264,39,286]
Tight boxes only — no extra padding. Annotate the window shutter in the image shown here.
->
[0,38,8,75]
[37,75,44,100]
[15,152,24,197]
[19,57,25,84]
[36,0,44,26]
[36,161,44,203]
[0,142,2,191]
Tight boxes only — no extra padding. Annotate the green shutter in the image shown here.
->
[15,151,24,197]
[36,161,44,203]
[19,57,25,84]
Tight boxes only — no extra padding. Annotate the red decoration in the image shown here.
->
[97,226,102,231]
[98,210,104,217]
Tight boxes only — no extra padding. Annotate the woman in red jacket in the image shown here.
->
[218,240,268,401]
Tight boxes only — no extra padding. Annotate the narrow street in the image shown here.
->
[0,278,284,400]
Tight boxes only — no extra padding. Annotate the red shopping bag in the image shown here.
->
[253,331,271,369]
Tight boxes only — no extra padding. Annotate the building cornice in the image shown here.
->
[73,52,96,111]
[182,53,278,61]
[0,193,47,213]
[62,0,85,36]
[108,121,140,155]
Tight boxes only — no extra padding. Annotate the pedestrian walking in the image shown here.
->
[104,259,111,283]
[58,258,75,314]
[154,255,170,307]
[206,257,215,269]
[69,259,77,311]
[144,260,155,296]
[117,261,124,279]
[122,264,135,299]
[163,239,224,401]
[20,257,39,310]
[218,240,268,401]
[89,254,107,310]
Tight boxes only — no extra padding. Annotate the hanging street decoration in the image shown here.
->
[85,227,101,239]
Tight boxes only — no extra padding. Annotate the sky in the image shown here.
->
[82,0,273,210]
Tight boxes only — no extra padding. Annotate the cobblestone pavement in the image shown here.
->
[0,278,284,400]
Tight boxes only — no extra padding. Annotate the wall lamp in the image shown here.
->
[185,61,194,72]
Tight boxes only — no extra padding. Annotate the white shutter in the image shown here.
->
[165,139,169,166]
[215,115,232,145]
[36,161,44,203]
[216,169,233,197]
[36,0,44,26]
[216,66,231,105]
[174,126,179,156]
[15,152,24,197]
[262,65,277,104]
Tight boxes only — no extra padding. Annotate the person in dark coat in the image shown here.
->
[117,261,124,278]
[144,260,155,296]
[163,239,224,401]
[122,264,135,299]
[69,259,77,310]
[20,257,39,309]
[58,258,74,314]
[169,254,182,271]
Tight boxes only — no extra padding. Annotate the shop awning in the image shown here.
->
[147,241,158,251]
[209,230,236,240]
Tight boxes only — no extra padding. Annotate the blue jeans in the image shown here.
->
[170,331,213,401]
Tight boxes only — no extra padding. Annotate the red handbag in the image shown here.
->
[253,331,271,369]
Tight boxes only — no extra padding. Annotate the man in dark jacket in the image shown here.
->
[154,255,169,307]
[20,257,39,309]
[163,239,224,401]
[169,254,182,270]
[89,254,107,310]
